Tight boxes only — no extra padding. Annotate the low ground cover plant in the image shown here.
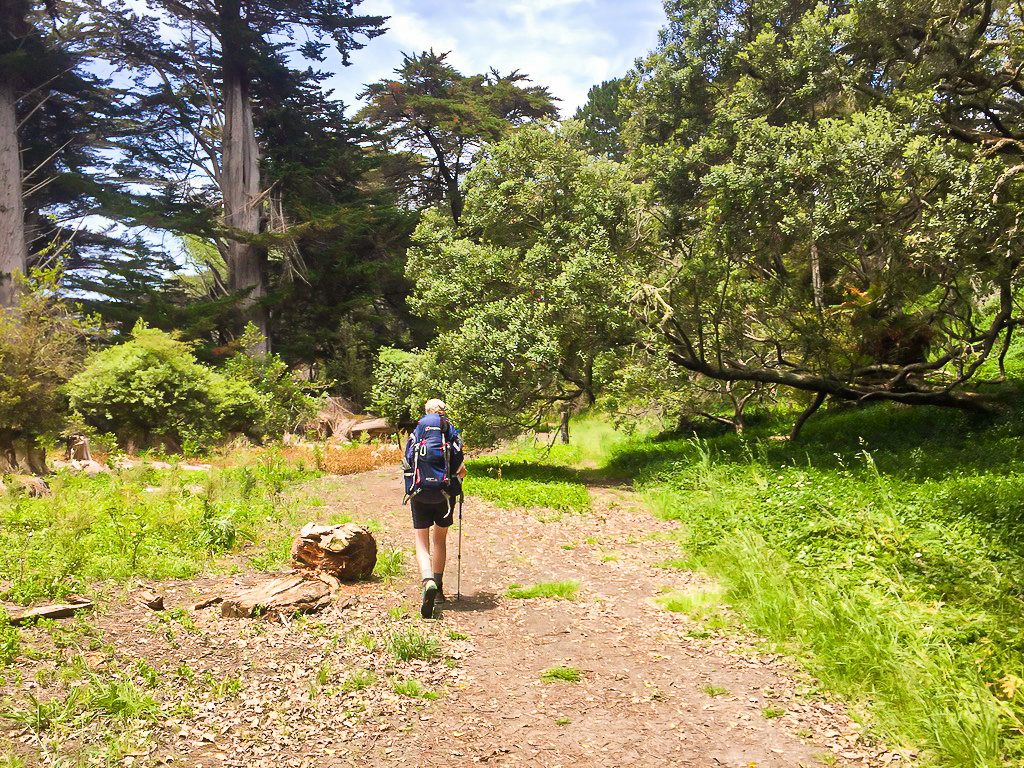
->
[540,665,582,683]
[0,453,315,604]
[607,402,1024,767]
[506,581,580,600]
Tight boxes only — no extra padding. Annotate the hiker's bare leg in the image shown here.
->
[431,525,448,575]
[414,527,433,579]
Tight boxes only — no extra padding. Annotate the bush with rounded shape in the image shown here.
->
[69,323,260,451]
[371,347,430,426]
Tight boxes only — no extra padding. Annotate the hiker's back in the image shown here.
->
[404,413,463,503]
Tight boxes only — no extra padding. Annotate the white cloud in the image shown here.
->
[326,0,664,116]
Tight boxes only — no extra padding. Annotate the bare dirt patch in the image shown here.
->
[1,467,905,767]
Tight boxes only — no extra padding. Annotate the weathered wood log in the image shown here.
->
[291,522,377,581]
[220,573,331,619]
[5,597,93,625]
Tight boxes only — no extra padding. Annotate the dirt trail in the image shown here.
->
[2,466,895,768]
[325,467,885,768]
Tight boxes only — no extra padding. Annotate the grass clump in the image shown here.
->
[506,580,580,600]
[388,626,441,661]
[391,677,439,699]
[339,667,376,693]
[373,548,406,580]
[540,666,582,683]
[703,684,729,697]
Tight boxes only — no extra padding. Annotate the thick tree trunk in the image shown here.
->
[291,522,378,582]
[220,4,268,353]
[0,79,26,308]
[0,431,46,475]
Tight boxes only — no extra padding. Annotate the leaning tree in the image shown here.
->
[621,0,1024,434]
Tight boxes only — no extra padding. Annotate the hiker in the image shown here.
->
[404,398,467,618]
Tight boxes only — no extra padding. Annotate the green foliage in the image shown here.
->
[571,78,628,160]
[540,666,582,683]
[620,0,1024,412]
[388,626,441,660]
[0,455,311,603]
[69,323,260,451]
[465,460,590,514]
[506,581,580,600]
[398,125,656,444]
[221,326,319,437]
[610,403,1024,766]
[464,417,625,512]
[391,676,438,698]
[339,667,376,693]
[372,547,406,581]
[0,273,89,441]
[370,347,430,425]
[0,610,20,666]
[358,50,558,223]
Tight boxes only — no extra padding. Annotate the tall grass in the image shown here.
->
[0,452,316,604]
[614,404,1024,767]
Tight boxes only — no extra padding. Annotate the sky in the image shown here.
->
[324,0,668,119]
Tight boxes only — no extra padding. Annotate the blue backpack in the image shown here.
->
[403,414,464,504]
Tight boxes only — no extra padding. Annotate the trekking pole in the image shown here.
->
[456,495,463,601]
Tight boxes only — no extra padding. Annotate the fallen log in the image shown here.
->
[221,573,331,619]
[5,597,93,625]
[291,522,377,581]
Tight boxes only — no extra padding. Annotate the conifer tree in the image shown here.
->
[98,0,387,351]
[358,50,558,225]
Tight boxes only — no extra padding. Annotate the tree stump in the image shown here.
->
[291,522,377,581]
[67,435,92,462]
[220,573,331,619]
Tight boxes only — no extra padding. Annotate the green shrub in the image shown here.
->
[371,347,430,424]
[0,273,89,471]
[68,323,261,451]
[221,326,318,437]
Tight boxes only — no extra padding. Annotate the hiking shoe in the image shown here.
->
[421,579,438,619]
[435,588,446,604]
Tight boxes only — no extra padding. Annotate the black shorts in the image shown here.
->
[411,495,454,529]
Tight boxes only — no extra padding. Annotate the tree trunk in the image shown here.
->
[810,241,823,310]
[220,3,268,353]
[0,431,46,475]
[0,78,26,309]
[559,407,571,444]
[291,522,377,581]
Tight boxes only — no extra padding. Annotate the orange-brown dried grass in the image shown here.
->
[294,441,404,476]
